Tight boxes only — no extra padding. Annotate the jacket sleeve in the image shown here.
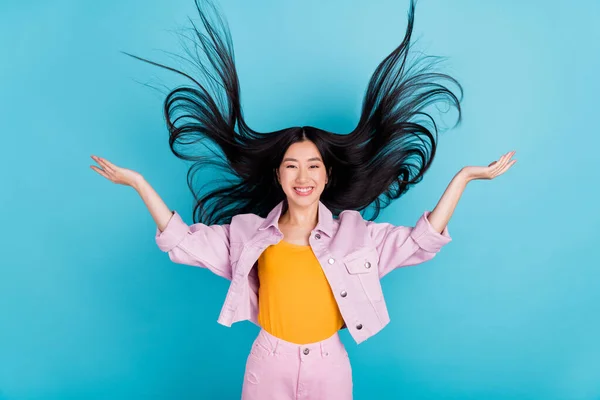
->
[366,211,452,279]
[155,211,232,280]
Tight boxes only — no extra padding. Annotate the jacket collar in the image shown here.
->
[258,200,334,237]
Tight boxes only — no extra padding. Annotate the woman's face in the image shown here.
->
[277,140,328,208]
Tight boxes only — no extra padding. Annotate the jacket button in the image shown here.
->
[328,258,335,264]
[356,324,363,330]
[365,261,371,269]
[340,290,347,297]
[315,233,321,239]
[303,348,310,355]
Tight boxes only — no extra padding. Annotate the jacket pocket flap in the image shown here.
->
[343,248,378,274]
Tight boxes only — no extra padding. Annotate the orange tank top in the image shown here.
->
[257,240,344,345]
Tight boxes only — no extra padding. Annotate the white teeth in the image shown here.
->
[294,187,313,193]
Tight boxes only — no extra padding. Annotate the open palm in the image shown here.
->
[463,151,517,181]
[90,155,143,187]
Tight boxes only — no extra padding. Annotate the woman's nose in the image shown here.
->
[297,169,308,181]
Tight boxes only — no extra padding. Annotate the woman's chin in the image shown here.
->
[286,192,321,206]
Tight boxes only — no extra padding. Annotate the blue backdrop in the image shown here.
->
[1,0,599,399]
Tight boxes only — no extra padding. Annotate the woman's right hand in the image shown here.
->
[90,155,143,188]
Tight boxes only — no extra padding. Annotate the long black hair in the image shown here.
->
[124,0,462,225]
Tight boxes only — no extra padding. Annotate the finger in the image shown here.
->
[90,165,111,180]
[500,159,517,174]
[501,151,516,168]
[488,155,507,177]
[91,155,106,170]
[496,151,514,171]
[490,155,506,174]
[99,157,119,171]
[495,159,517,177]
[95,157,115,173]
[497,153,511,170]
[487,151,515,178]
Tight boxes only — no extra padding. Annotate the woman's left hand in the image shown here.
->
[462,150,517,181]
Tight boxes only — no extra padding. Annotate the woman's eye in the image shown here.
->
[285,165,319,169]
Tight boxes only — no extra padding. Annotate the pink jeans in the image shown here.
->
[241,329,353,400]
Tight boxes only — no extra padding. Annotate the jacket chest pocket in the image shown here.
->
[342,248,383,302]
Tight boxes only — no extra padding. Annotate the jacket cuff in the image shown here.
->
[409,211,452,253]
[155,211,189,252]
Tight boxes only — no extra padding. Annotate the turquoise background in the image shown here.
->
[1,0,599,399]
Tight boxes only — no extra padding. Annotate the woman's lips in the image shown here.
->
[293,187,314,196]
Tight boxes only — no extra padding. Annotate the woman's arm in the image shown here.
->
[426,170,469,233]
[90,155,233,279]
[132,177,173,232]
[367,151,516,278]
[427,150,517,233]
[90,155,173,231]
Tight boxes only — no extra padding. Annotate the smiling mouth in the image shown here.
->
[293,187,314,196]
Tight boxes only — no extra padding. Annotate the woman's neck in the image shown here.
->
[279,200,319,229]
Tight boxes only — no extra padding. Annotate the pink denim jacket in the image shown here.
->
[155,200,451,344]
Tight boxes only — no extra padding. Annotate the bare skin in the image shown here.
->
[275,141,329,245]
[427,150,517,233]
[89,155,172,232]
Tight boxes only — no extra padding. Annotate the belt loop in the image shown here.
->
[320,342,328,358]
[273,339,279,355]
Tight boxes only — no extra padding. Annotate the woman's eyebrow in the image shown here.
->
[282,157,323,162]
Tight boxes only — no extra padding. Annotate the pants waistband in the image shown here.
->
[255,329,346,359]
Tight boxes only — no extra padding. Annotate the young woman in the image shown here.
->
[91,0,516,398]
